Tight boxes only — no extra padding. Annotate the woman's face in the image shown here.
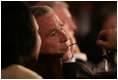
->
[32,16,41,60]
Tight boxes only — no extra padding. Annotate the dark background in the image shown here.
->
[66,1,117,63]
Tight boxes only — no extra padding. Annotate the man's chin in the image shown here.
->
[62,51,72,61]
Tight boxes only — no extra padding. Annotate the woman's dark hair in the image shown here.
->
[2,1,37,69]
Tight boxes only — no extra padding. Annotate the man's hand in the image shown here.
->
[96,28,117,50]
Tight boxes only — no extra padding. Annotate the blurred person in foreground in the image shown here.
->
[95,5,117,78]
[96,29,117,51]
[97,2,117,51]
[1,1,42,79]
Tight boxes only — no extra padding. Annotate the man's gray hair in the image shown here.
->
[36,1,69,8]
[30,5,53,18]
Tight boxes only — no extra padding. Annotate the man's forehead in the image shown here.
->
[36,12,63,34]
[37,12,60,25]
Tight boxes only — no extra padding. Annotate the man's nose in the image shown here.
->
[59,30,69,43]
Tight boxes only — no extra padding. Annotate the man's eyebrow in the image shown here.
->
[47,28,57,36]
[50,28,57,33]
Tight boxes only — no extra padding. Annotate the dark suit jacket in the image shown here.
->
[63,60,117,79]
[63,61,94,79]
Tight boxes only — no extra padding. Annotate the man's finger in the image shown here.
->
[96,40,108,49]
[97,30,107,40]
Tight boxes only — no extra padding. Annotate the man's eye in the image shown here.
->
[50,31,56,36]
[50,33,55,36]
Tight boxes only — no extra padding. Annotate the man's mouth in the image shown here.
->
[61,42,76,54]
[68,43,77,47]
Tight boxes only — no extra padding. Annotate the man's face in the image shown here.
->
[53,5,77,35]
[53,5,78,61]
[36,12,70,55]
